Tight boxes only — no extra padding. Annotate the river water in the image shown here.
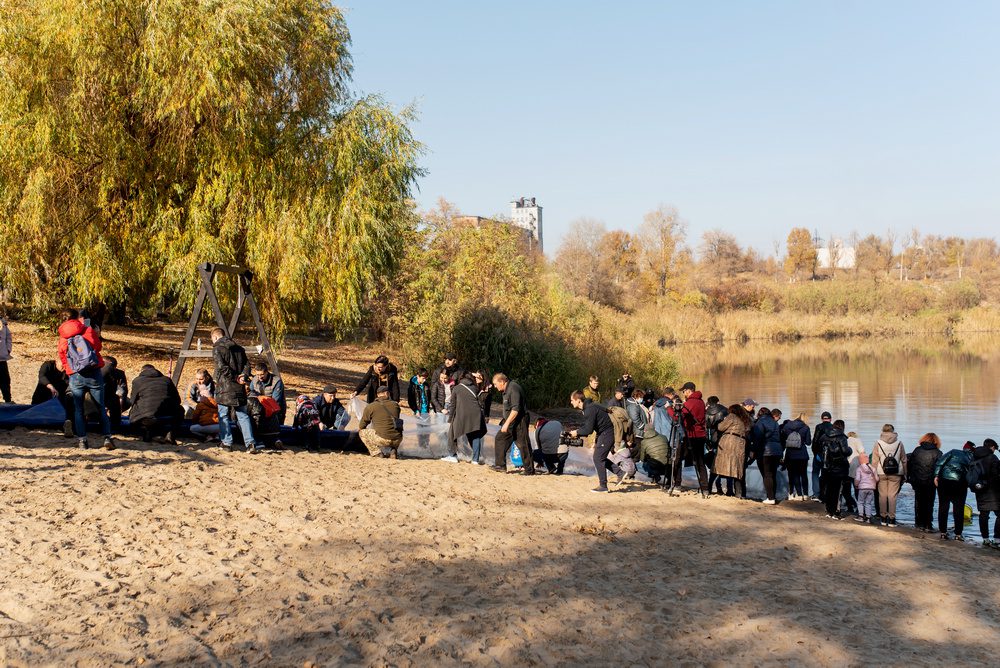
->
[682,333,1000,535]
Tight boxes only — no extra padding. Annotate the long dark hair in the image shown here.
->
[729,404,751,427]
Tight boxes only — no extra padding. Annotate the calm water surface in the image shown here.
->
[680,333,1000,530]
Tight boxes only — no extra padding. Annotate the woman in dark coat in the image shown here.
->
[446,373,487,464]
[973,440,1000,547]
[716,404,751,497]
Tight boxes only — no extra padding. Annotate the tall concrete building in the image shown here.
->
[510,196,543,252]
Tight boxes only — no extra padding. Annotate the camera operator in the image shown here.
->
[569,390,622,493]
[674,381,708,492]
[532,417,570,475]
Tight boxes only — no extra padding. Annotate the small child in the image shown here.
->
[854,452,878,523]
[609,440,636,485]
[294,394,322,452]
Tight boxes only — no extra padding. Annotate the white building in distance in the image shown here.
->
[816,238,856,270]
[510,196,543,252]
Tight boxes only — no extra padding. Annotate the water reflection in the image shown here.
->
[679,333,1000,530]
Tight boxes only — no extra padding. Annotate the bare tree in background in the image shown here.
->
[700,229,747,277]
[555,218,607,302]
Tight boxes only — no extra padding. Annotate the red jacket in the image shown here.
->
[682,391,707,438]
[57,319,104,375]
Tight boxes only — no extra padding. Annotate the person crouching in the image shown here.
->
[532,417,568,474]
[359,385,403,458]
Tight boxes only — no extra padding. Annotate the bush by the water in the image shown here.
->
[383,215,677,407]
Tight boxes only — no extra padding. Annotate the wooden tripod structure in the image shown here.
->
[171,263,281,386]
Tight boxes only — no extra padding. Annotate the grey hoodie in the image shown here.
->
[0,319,11,362]
[871,431,906,478]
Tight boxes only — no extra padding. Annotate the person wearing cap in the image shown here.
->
[933,441,975,540]
[675,381,708,491]
[314,385,350,430]
[812,411,835,502]
[607,385,626,409]
[359,385,403,458]
[352,355,399,404]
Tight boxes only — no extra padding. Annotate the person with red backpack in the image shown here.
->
[57,308,114,450]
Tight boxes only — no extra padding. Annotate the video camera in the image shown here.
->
[560,431,584,448]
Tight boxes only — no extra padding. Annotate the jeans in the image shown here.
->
[219,403,256,448]
[786,459,808,496]
[190,423,221,437]
[642,459,668,483]
[857,488,876,518]
[69,368,111,438]
[912,481,936,530]
[811,456,823,498]
[937,479,968,536]
[470,434,484,463]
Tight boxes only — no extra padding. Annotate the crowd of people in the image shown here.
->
[4,310,1000,546]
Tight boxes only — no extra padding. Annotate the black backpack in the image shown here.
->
[822,434,850,471]
[968,458,989,493]
[879,443,901,476]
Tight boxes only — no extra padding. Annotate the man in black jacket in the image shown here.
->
[352,355,400,403]
[491,373,533,475]
[211,327,261,453]
[812,411,835,501]
[570,390,620,493]
[314,385,350,430]
[128,364,183,444]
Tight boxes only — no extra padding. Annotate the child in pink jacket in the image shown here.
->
[854,452,878,523]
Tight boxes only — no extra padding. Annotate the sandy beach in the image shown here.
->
[2,323,1000,665]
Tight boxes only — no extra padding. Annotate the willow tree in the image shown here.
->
[0,0,422,336]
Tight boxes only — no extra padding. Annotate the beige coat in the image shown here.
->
[715,414,749,479]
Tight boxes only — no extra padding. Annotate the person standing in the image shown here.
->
[870,424,907,527]
[934,442,974,540]
[406,369,434,416]
[677,382,708,491]
[0,314,12,403]
[908,433,943,532]
[820,420,852,519]
[358,385,403,458]
[352,355,399,403]
[445,372,487,464]
[211,327,261,453]
[716,404,751,497]
[705,396,729,495]
[844,431,865,515]
[491,374,533,475]
[780,412,812,500]
[812,412,835,502]
[583,376,601,404]
[57,309,114,450]
[626,389,649,454]
[972,439,1000,547]
[616,371,636,399]
[854,453,878,523]
[569,390,618,492]
[751,407,782,504]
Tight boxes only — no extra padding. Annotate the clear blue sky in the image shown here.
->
[345,1,1000,256]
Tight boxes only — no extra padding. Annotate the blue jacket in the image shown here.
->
[780,419,812,461]
[752,415,782,457]
[934,449,973,483]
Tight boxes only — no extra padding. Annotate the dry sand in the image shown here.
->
[2,322,1000,665]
